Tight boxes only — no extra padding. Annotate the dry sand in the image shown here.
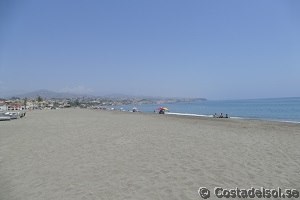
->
[1,109,300,200]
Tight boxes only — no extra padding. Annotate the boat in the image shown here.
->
[0,112,11,121]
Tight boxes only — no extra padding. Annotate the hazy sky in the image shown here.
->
[1,0,299,99]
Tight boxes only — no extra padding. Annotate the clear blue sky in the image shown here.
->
[0,0,299,99]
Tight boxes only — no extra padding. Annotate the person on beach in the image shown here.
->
[219,113,223,118]
[159,109,165,114]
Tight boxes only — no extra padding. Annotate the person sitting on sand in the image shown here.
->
[213,113,218,118]
[225,114,229,118]
[219,113,223,118]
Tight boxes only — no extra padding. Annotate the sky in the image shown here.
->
[0,0,299,100]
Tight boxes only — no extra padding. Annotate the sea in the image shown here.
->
[115,97,300,123]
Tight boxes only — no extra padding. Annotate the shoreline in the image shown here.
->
[2,108,300,125]
[164,111,300,124]
[93,107,300,125]
[111,97,300,124]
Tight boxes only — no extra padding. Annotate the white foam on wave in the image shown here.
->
[271,120,300,124]
[165,112,213,118]
[165,112,300,124]
[229,117,244,119]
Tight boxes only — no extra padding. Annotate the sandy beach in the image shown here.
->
[1,109,300,200]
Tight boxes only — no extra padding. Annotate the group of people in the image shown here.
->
[155,107,168,114]
[213,113,229,118]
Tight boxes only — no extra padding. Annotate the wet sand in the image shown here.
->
[1,109,300,200]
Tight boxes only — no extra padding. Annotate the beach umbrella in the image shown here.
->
[157,107,169,111]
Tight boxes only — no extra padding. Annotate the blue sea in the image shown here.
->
[115,97,300,123]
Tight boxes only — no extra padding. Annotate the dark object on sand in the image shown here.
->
[158,107,169,114]
[159,109,165,114]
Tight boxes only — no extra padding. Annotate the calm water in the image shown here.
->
[116,97,300,123]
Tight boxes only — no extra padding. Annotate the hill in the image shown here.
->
[10,89,92,99]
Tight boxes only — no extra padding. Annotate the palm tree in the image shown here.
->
[24,98,28,109]
[37,96,43,102]
[36,96,43,109]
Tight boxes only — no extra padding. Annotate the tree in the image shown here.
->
[37,96,43,102]
[70,99,80,107]
[75,99,80,106]
[53,101,59,108]
[24,98,28,109]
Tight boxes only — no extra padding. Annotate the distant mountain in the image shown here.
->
[101,93,206,101]
[102,93,138,99]
[8,89,207,102]
[11,89,93,99]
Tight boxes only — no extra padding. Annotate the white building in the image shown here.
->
[0,103,8,111]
